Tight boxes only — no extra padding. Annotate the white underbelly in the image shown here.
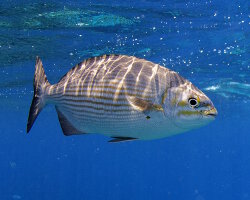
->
[63,108,185,140]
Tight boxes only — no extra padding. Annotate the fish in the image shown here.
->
[27,55,217,142]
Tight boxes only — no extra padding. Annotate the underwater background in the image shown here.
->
[0,0,249,199]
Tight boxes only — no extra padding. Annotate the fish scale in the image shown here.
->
[27,54,217,141]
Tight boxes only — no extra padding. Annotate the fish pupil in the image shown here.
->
[188,98,198,107]
[146,116,151,119]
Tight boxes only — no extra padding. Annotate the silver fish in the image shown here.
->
[27,55,217,142]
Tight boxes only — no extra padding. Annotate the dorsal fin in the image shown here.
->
[55,106,84,136]
[109,136,137,143]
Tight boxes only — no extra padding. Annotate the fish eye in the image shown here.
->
[188,98,199,108]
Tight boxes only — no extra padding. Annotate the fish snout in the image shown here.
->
[203,107,218,117]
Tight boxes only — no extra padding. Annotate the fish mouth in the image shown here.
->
[203,107,218,117]
[206,113,217,117]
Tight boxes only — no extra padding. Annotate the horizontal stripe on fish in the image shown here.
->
[58,103,134,113]
[62,117,142,127]
[51,95,132,103]
[59,106,143,121]
[57,74,167,89]
[58,108,142,123]
[57,66,163,80]
[50,93,155,101]
[52,89,156,99]
[53,90,154,98]
[56,99,132,107]
[52,99,156,112]
[65,84,154,93]
[51,93,123,100]
[61,109,142,121]
[56,79,160,91]
[58,103,139,114]
[51,96,156,111]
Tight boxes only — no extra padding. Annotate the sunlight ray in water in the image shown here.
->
[0,1,249,200]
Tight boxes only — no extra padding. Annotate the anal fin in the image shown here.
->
[109,136,137,143]
[55,106,84,136]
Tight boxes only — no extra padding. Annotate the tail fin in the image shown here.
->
[27,57,51,133]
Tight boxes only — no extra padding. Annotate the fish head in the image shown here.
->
[165,80,217,131]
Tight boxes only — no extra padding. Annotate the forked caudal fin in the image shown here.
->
[27,57,51,133]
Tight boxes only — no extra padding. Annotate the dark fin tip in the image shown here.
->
[109,136,137,143]
[27,96,41,133]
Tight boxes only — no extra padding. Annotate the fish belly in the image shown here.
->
[55,102,182,140]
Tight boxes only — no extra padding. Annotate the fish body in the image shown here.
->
[27,55,217,141]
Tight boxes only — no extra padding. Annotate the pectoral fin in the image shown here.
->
[127,97,163,113]
[109,136,137,143]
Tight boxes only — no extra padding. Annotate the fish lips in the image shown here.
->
[203,107,218,118]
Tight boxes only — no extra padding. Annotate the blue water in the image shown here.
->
[0,0,249,199]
